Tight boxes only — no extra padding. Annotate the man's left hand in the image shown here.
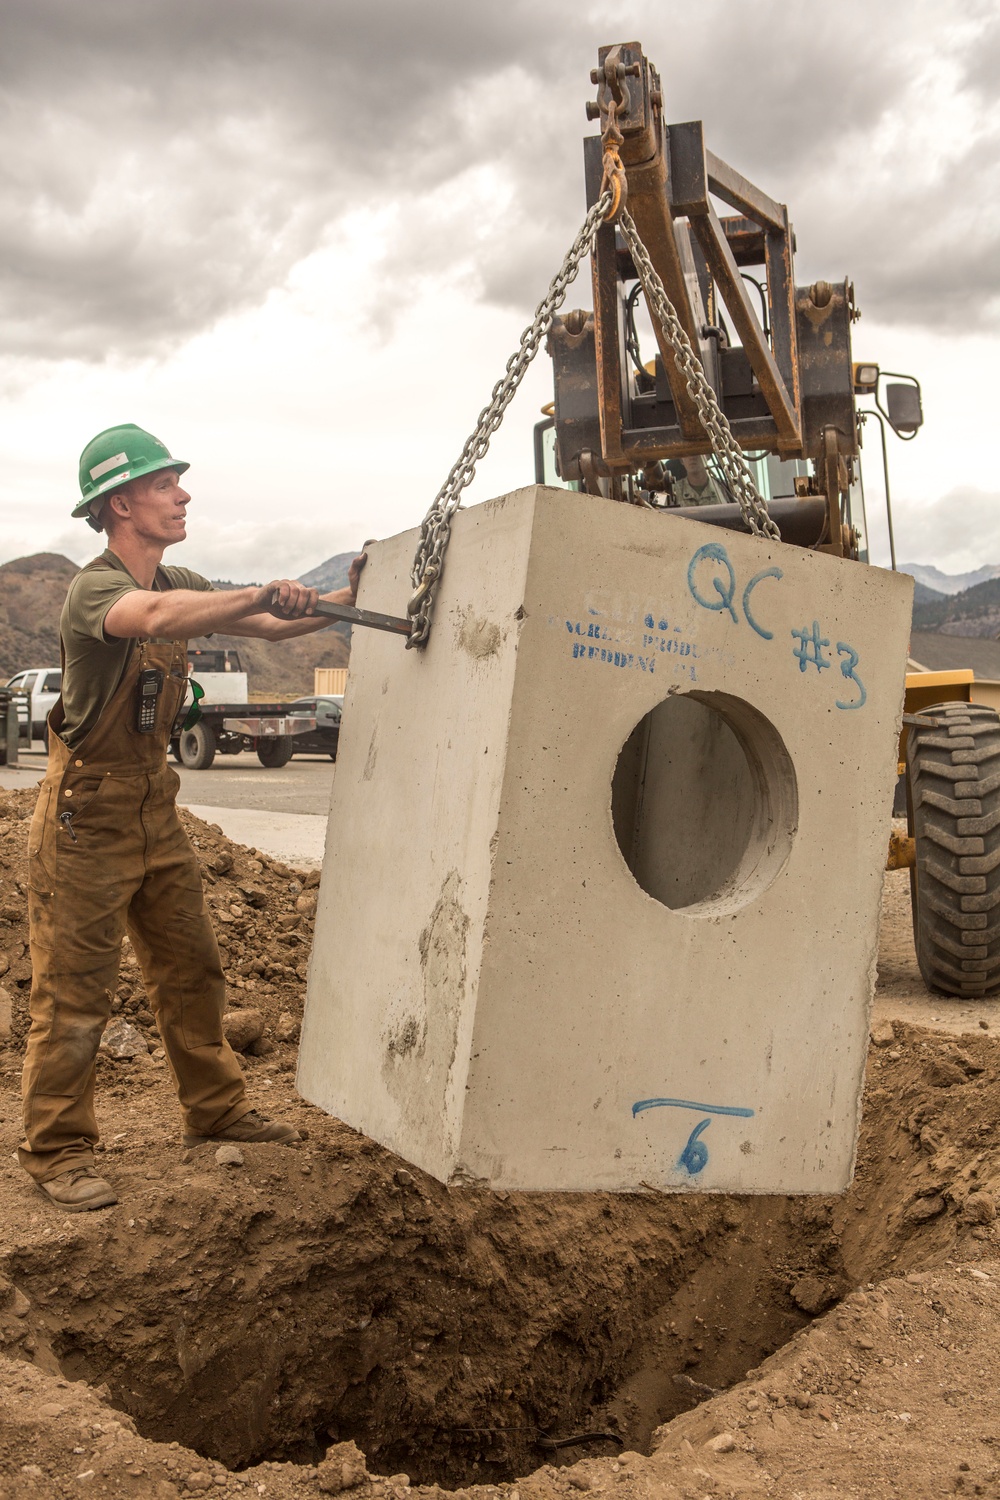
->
[347,546,372,604]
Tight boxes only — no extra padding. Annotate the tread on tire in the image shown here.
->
[178,721,216,770]
[257,735,293,768]
[908,700,1000,997]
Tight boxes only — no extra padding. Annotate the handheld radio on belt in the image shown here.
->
[136,668,164,733]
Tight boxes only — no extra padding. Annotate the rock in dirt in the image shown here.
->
[0,983,11,1041]
[705,1431,736,1453]
[222,1007,264,1052]
[790,1274,842,1314]
[962,1191,997,1224]
[870,1018,896,1047]
[183,1471,213,1492]
[928,1055,968,1088]
[274,1009,300,1043]
[215,1144,245,1168]
[99,1017,147,1059]
[907,1193,947,1222]
[317,1440,369,1493]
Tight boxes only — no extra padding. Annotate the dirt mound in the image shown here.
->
[4,788,1000,1497]
[0,785,317,1061]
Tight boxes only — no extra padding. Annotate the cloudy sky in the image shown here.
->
[0,0,997,584]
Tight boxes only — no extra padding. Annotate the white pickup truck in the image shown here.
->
[4,668,62,746]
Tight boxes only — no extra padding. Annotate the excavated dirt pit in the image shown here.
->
[4,789,1000,1498]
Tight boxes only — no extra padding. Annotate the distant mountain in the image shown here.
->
[912,577,1000,639]
[901,562,1000,596]
[0,551,348,698]
[913,580,946,606]
[297,551,356,593]
[0,553,79,680]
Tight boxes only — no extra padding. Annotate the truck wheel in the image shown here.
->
[178,721,216,770]
[257,736,293,768]
[907,700,1000,997]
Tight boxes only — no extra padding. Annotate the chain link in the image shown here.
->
[406,191,780,646]
[406,190,613,646]
[617,209,780,542]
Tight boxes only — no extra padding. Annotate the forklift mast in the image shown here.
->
[547,41,861,557]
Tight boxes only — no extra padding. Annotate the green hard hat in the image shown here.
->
[74,423,189,520]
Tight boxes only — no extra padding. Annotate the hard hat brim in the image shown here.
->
[72,456,189,518]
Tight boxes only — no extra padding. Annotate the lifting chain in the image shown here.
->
[406,175,779,646]
[406,188,614,647]
[616,209,780,542]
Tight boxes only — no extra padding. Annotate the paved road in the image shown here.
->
[1,747,335,812]
[1,748,334,865]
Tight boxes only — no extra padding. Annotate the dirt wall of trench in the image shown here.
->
[3,787,1000,1499]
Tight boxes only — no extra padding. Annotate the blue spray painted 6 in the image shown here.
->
[632,1096,755,1177]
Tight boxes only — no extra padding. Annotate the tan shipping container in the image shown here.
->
[314,667,348,696]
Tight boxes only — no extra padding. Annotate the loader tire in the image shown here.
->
[907,700,1000,997]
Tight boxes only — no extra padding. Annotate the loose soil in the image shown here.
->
[3,788,1000,1498]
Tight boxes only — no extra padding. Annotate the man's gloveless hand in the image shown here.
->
[255,580,320,620]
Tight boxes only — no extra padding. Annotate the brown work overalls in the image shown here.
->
[19,561,249,1182]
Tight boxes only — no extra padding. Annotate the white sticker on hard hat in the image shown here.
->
[95,469,130,493]
[89,451,129,481]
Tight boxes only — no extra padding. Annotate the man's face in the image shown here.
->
[108,468,190,546]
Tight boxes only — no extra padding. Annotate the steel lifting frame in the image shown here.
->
[559,41,859,557]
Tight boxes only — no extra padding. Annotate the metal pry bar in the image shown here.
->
[309,599,413,637]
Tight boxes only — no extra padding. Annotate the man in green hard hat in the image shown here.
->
[19,423,365,1212]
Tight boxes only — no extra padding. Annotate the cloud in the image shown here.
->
[1,0,997,365]
[894,485,1000,574]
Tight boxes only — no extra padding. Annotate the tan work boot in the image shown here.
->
[38,1166,118,1213]
[183,1109,301,1148]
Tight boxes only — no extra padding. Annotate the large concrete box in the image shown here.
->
[298,486,912,1193]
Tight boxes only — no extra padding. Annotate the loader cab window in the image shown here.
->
[763,455,810,500]
[533,418,580,491]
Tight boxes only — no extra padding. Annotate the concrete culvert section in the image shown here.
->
[611,691,798,913]
[298,490,912,1194]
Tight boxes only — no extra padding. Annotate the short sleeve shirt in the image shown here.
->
[59,549,213,748]
[672,475,727,506]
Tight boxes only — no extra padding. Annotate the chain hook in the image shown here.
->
[598,98,627,225]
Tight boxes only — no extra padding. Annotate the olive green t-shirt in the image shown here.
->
[59,550,213,748]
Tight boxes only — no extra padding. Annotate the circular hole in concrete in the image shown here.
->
[611,689,797,913]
